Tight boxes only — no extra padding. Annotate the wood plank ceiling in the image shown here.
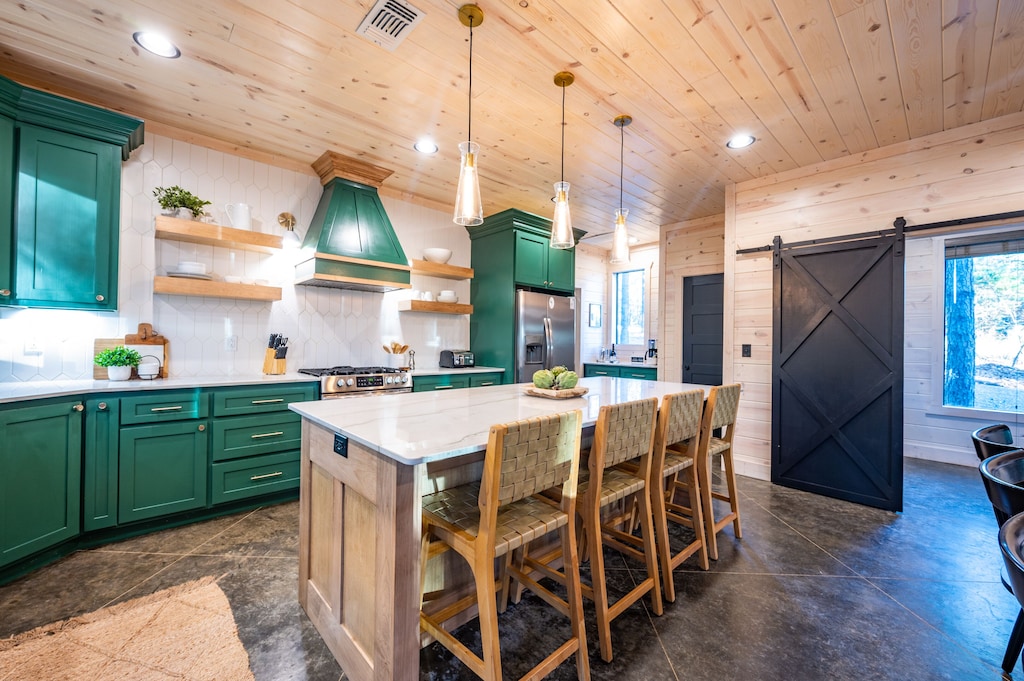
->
[0,0,1022,247]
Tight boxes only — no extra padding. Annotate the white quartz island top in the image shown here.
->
[289,377,710,466]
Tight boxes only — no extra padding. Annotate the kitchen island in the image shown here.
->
[289,376,711,681]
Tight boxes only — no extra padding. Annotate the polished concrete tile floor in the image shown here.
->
[0,457,1016,680]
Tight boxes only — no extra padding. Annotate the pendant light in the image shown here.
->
[550,71,575,249]
[610,115,632,264]
[453,5,484,226]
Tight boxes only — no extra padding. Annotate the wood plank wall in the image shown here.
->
[576,243,608,366]
[726,110,1024,478]
[658,214,726,385]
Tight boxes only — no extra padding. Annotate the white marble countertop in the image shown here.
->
[289,376,710,466]
[410,366,505,376]
[0,373,319,404]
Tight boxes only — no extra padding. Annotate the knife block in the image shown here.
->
[263,348,286,375]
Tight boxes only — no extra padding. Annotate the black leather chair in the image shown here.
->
[973,424,1017,461]
[980,450,1024,673]
[1000,510,1024,675]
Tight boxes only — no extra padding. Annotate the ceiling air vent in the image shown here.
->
[356,0,425,51]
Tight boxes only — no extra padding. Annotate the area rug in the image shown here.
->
[0,576,254,680]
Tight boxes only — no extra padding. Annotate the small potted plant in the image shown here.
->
[94,345,142,381]
[153,185,211,219]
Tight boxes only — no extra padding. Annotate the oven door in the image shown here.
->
[321,388,412,399]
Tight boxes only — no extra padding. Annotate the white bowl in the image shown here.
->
[437,293,458,304]
[177,261,206,274]
[423,248,452,264]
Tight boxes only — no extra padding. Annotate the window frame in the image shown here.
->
[612,267,646,347]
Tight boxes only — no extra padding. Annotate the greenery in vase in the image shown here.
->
[153,185,212,218]
[94,345,142,367]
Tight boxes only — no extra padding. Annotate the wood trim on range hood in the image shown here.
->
[295,151,411,293]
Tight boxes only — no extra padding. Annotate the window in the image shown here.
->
[613,269,645,345]
[944,232,1024,412]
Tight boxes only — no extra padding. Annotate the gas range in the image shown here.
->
[299,366,413,397]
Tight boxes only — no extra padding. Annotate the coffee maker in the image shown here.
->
[646,339,657,364]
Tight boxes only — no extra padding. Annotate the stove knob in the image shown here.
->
[386,377,393,384]
[346,378,354,386]
[399,375,408,383]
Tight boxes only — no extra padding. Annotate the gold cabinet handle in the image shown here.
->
[433,385,453,390]
[250,431,285,439]
[477,381,495,386]
[198,424,206,432]
[0,289,9,296]
[73,404,84,412]
[250,471,284,481]
[251,398,284,404]
[96,294,105,302]
[150,405,183,412]
[98,402,108,410]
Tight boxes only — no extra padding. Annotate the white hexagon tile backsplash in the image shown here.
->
[0,132,471,383]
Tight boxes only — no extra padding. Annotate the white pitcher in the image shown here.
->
[224,203,252,230]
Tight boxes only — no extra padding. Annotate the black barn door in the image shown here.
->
[771,232,904,511]
[682,274,724,385]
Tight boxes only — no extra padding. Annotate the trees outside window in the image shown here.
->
[614,269,645,346]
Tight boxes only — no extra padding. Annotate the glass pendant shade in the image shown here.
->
[550,181,574,249]
[453,141,483,226]
[610,208,630,263]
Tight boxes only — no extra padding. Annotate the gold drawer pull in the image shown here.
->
[433,385,454,390]
[477,381,495,386]
[251,398,284,404]
[251,431,285,439]
[251,471,284,481]
[150,405,183,412]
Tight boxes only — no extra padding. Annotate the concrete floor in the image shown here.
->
[0,458,1016,680]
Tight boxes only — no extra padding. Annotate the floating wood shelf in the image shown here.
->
[154,276,282,301]
[397,299,473,315]
[154,215,283,253]
[410,260,474,280]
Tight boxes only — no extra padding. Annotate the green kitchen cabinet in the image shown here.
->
[468,372,503,388]
[467,209,584,383]
[0,74,143,310]
[0,399,82,568]
[582,363,658,381]
[119,420,209,524]
[413,373,471,392]
[83,397,119,531]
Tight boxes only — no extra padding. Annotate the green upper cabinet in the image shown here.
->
[14,125,121,309]
[0,74,143,310]
[0,399,83,568]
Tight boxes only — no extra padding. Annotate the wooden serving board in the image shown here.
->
[522,386,589,400]
[93,323,169,379]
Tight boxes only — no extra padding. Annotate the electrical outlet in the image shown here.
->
[741,344,752,358]
[225,335,238,352]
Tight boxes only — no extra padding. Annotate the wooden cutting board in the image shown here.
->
[93,324,169,379]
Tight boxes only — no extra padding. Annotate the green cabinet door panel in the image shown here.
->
[212,383,318,417]
[620,366,658,381]
[14,125,121,309]
[468,372,503,388]
[119,421,208,523]
[0,114,13,301]
[210,412,302,462]
[583,364,619,378]
[513,232,549,288]
[211,451,301,504]
[546,243,575,292]
[0,400,82,567]
[120,390,207,425]
[84,397,119,531]
[412,374,471,392]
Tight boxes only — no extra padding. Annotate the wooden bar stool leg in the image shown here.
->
[653,474,676,602]
[723,448,742,538]
[560,518,590,681]
[682,463,710,570]
[474,550,503,681]
[586,492,615,663]
[699,449,719,560]
[636,485,663,615]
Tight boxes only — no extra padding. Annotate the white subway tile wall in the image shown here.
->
[0,133,471,382]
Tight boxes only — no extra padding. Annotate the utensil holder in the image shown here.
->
[263,348,286,375]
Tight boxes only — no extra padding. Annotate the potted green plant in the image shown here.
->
[153,185,212,219]
[94,345,142,381]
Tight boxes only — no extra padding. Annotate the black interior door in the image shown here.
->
[682,274,723,385]
[771,233,904,511]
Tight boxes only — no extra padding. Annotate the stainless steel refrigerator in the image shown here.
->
[515,290,576,383]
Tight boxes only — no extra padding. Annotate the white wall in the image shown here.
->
[0,132,471,383]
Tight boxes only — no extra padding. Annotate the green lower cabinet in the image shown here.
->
[212,383,317,417]
[210,412,302,462]
[119,420,208,523]
[211,451,301,504]
[83,397,119,531]
[582,364,657,381]
[469,372,503,388]
[413,374,471,392]
[0,400,82,567]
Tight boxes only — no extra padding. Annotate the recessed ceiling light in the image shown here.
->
[133,31,180,59]
[726,133,755,149]
[414,138,438,154]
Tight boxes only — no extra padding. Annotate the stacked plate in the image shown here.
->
[167,261,212,280]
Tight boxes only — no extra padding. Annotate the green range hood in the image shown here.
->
[295,151,411,292]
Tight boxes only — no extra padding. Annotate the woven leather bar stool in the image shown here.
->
[689,383,742,560]
[649,389,709,601]
[523,397,661,663]
[419,410,589,681]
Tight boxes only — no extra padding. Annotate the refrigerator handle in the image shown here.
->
[543,317,553,368]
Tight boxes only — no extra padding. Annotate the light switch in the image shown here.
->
[741,344,751,358]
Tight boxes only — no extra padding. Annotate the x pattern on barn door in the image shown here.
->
[771,232,904,512]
